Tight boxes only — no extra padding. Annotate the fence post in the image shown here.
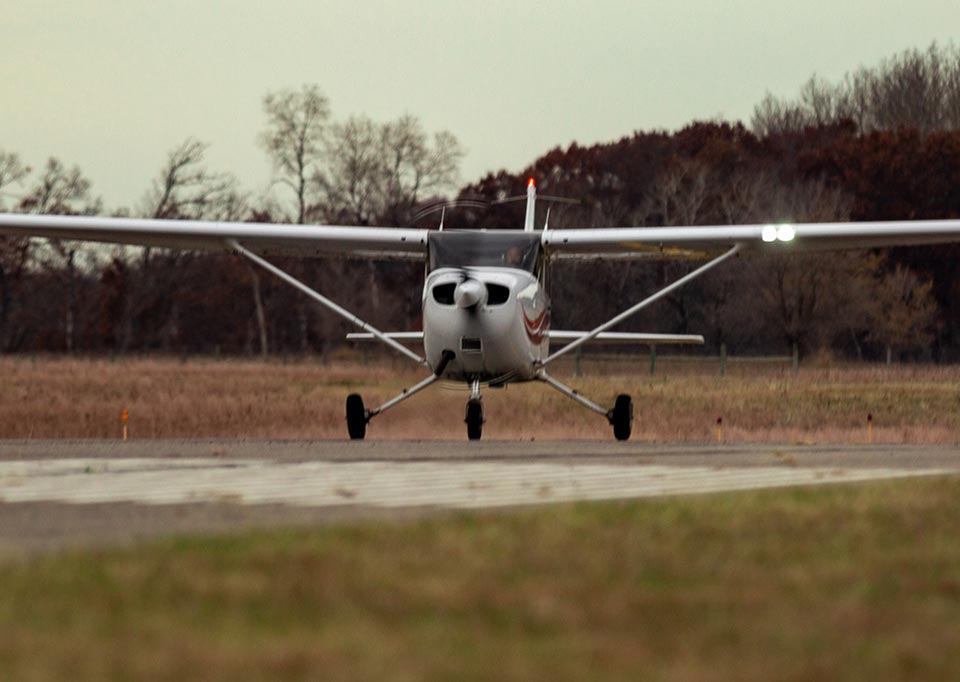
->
[649,345,657,376]
[574,346,582,377]
[719,343,726,377]
[792,342,799,376]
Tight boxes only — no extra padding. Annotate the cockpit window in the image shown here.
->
[428,232,540,273]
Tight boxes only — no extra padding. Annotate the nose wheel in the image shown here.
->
[465,399,484,440]
[465,379,484,440]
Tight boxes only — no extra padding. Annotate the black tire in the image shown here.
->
[611,394,633,441]
[465,400,483,441]
[346,393,367,440]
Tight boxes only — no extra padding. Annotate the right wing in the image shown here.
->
[0,213,429,259]
[542,219,960,260]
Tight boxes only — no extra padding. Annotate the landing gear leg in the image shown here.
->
[343,351,457,440]
[536,371,634,441]
[465,379,484,441]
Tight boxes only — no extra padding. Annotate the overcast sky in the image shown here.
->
[2,1,959,210]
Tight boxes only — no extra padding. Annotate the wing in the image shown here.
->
[0,213,429,259]
[541,219,960,259]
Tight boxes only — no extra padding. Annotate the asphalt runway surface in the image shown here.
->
[0,439,957,555]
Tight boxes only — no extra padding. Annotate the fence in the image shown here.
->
[558,344,798,378]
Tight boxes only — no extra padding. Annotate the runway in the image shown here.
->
[0,440,957,554]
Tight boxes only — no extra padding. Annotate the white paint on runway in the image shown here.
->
[0,458,950,509]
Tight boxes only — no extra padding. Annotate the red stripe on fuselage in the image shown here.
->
[522,307,550,344]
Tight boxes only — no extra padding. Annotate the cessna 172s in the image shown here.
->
[3,178,960,440]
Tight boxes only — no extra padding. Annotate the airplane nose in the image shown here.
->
[454,279,486,309]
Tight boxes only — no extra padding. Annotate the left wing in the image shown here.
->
[541,219,960,259]
[0,213,429,259]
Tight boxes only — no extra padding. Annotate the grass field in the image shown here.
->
[0,476,958,681]
[1,355,959,442]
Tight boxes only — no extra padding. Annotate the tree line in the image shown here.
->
[2,44,959,361]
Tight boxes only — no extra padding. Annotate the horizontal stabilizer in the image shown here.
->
[547,331,704,345]
[346,331,424,345]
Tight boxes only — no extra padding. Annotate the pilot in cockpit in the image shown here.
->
[504,245,523,268]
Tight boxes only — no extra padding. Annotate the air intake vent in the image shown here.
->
[460,337,482,353]
[485,283,510,305]
[432,283,456,305]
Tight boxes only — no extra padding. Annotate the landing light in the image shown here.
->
[776,224,796,242]
[761,224,796,243]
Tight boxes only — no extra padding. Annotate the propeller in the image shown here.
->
[454,278,486,309]
[433,267,484,314]
[411,199,490,225]
[448,267,485,312]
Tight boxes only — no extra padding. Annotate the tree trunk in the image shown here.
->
[247,264,269,357]
[65,249,76,354]
[298,304,309,354]
[0,263,8,351]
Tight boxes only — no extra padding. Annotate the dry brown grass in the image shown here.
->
[1,354,959,442]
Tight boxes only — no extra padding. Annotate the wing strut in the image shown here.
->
[226,239,428,367]
[540,244,741,366]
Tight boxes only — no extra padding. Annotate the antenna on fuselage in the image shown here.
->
[523,177,536,232]
[543,206,551,232]
[438,205,445,231]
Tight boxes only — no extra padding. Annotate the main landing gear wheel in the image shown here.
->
[465,399,484,441]
[346,393,367,440]
[610,394,633,441]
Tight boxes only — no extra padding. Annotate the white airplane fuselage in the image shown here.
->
[422,266,550,383]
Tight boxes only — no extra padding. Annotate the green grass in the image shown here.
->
[2,478,960,681]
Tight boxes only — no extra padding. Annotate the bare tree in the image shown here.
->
[319,115,383,224]
[142,138,240,220]
[799,76,844,127]
[0,236,31,351]
[259,85,330,225]
[641,157,709,227]
[0,151,29,211]
[719,177,877,354]
[0,150,31,347]
[314,114,463,329]
[870,45,946,133]
[945,49,960,129]
[867,265,938,363]
[17,158,102,353]
[258,86,332,353]
[111,141,250,352]
[19,157,101,216]
[751,92,813,137]
[752,42,960,137]
[320,113,465,225]
[377,115,463,223]
[835,67,874,133]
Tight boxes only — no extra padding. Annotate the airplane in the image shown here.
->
[3,177,960,440]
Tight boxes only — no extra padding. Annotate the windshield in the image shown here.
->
[428,232,541,272]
